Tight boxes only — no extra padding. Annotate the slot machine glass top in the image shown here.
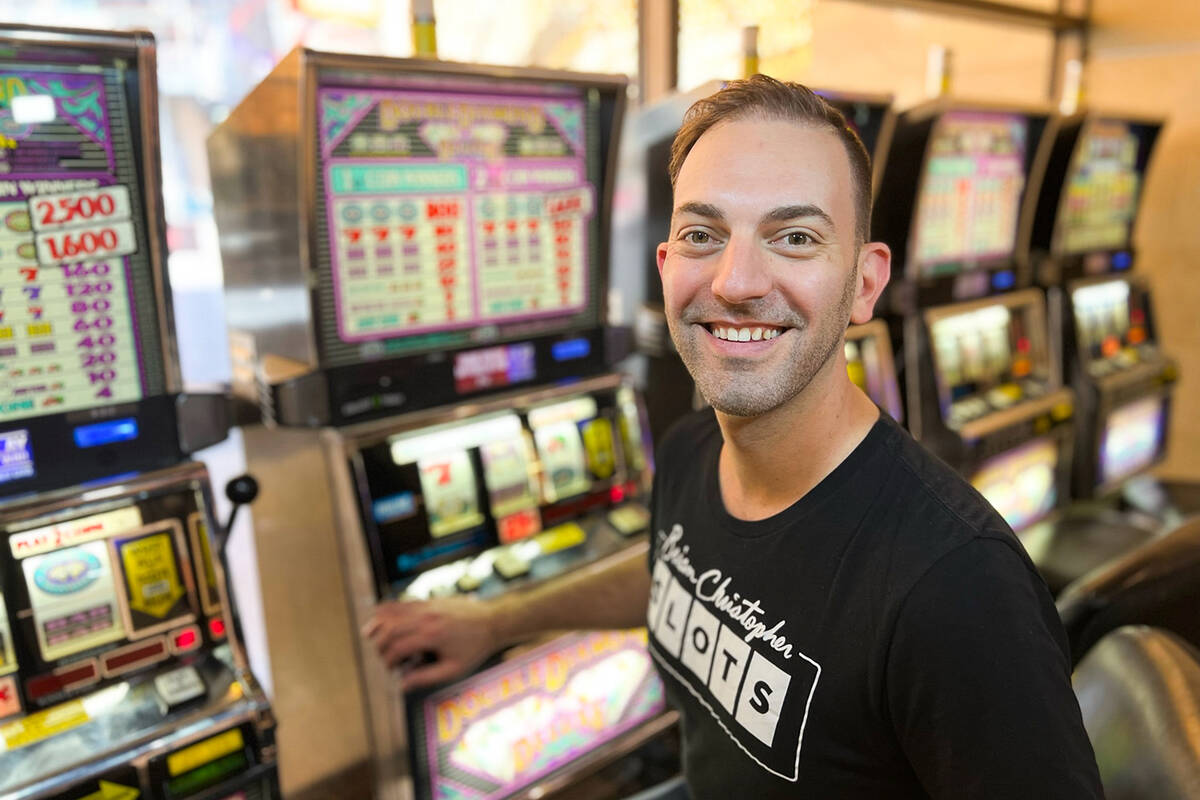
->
[313,67,606,369]
[0,32,176,495]
[1056,120,1142,255]
[910,111,1027,278]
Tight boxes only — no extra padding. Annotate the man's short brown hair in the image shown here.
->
[669,74,873,244]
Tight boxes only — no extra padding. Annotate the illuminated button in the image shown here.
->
[1051,401,1074,422]
[208,618,227,640]
[154,665,206,711]
[608,503,651,536]
[169,625,202,655]
[493,550,530,580]
[533,522,587,554]
[609,484,626,504]
[0,676,20,718]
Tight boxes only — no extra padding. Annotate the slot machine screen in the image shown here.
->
[1057,120,1141,254]
[928,302,1038,424]
[1071,279,1154,368]
[313,70,606,368]
[0,52,166,426]
[410,630,664,800]
[1099,395,1166,487]
[970,438,1058,532]
[910,112,1027,276]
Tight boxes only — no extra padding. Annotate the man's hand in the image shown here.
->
[363,596,502,690]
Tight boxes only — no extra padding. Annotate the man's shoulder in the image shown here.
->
[868,415,1023,557]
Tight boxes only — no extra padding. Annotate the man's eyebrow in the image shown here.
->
[673,201,726,222]
[761,204,835,230]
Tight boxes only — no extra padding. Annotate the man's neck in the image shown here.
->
[715,356,881,521]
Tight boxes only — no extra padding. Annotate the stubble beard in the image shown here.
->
[669,266,858,418]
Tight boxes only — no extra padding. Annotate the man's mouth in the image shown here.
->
[704,323,786,342]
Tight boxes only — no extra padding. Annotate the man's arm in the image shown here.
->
[365,545,651,689]
[887,538,1103,799]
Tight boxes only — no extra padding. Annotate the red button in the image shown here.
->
[173,628,199,652]
[209,618,227,639]
[609,485,626,504]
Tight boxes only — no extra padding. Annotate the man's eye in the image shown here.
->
[783,232,812,246]
[683,231,711,245]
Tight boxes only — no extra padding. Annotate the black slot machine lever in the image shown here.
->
[221,474,260,559]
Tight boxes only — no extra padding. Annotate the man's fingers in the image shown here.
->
[382,633,429,668]
[402,660,460,691]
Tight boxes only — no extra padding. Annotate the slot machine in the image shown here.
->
[611,82,898,437]
[1025,113,1191,518]
[0,25,277,800]
[209,50,676,799]
[873,100,1080,539]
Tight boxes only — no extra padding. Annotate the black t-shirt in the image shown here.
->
[646,409,1103,799]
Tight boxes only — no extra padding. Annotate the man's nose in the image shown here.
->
[710,237,772,304]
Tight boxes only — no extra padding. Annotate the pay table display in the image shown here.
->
[314,71,606,370]
[1057,120,1141,254]
[910,111,1027,276]
[0,61,161,423]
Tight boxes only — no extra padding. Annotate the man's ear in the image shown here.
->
[850,241,891,325]
[656,241,669,277]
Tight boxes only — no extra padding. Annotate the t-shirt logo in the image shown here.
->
[648,524,820,782]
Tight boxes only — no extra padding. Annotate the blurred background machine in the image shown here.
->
[0,24,277,800]
[610,80,898,438]
[873,99,1081,539]
[209,49,677,800]
[1025,110,1197,524]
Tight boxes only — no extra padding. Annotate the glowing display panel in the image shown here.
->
[1099,396,1165,486]
[1071,279,1156,372]
[1059,121,1141,254]
[416,630,664,800]
[970,438,1058,532]
[911,112,1027,276]
[21,540,126,662]
[0,60,162,422]
[928,303,1038,426]
[316,79,598,360]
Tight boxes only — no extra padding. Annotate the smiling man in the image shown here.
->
[366,76,1103,799]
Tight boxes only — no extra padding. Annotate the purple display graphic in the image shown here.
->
[317,84,594,344]
[421,630,665,800]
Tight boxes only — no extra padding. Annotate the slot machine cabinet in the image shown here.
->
[1024,113,1186,511]
[908,290,1075,534]
[0,24,278,799]
[209,51,678,799]
[0,463,277,800]
[610,83,895,439]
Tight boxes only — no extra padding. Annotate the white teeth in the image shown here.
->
[711,325,783,341]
